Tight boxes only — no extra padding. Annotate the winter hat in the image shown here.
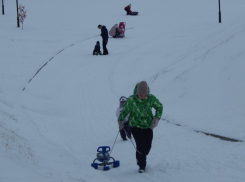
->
[119,96,127,107]
[96,41,100,44]
[136,81,148,95]
[98,24,102,28]
[119,96,127,102]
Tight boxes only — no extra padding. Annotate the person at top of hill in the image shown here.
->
[124,4,133,15]
[118,81,163,173]
[98,24,109,55]
[116,96,132,140]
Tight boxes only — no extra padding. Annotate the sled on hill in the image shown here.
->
[124,4,138,15]
[109,22,126,38]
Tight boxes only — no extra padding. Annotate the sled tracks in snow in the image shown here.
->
[163,119,243,142]
[22,27,134,91]
[21,34,100,91]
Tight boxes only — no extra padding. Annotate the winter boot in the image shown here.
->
[138,168,145,173]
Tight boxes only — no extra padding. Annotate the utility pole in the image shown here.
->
[218,0,222,23]
[16,0,20,27]
[2,0,4,15]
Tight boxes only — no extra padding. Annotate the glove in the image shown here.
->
[118,120,124,130]
[150,118,159,129]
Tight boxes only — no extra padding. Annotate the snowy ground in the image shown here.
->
[1,0,245,181]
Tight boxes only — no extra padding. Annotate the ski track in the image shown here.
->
[147,22,245,85]
[22,34,101,91]
[108,33,169,96]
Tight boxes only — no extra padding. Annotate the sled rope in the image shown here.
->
[109,130,120,156]
[102,130,120,165]
[123,128,142,154]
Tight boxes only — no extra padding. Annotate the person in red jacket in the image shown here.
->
[124,4,133,15]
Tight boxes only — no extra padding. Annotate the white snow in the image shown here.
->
[1,0,245,181]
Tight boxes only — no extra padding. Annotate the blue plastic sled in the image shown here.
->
[127,11,138,15]
[91,146,120,171]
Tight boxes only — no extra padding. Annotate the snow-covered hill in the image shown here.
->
[1,0,245,181]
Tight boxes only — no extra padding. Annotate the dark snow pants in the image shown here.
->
[102,40,108,55]
[131,127,153,169]
[120,121,131,139]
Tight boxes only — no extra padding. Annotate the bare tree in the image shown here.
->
[18,4,27,30]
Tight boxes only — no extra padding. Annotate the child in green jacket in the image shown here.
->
[118,81,163,173]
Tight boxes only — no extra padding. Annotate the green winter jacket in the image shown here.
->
[118,93,163,129]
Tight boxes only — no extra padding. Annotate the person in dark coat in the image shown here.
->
[98,24,109,55]
[93,41,102,55]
